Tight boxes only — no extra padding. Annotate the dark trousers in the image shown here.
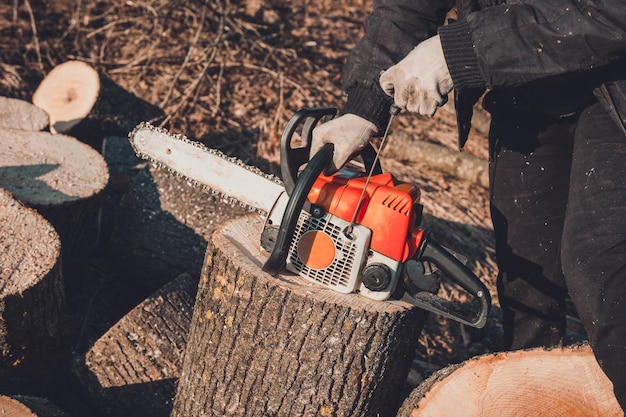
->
[488,99,626,409]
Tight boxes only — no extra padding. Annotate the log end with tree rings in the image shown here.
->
[32,60,164,151]
[32,60,100,135]
[397,344,623,417]
[0,395,72,417]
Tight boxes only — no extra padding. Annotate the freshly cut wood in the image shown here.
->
[32,60,163,150]
[0,96,49,131]
[32,61,98,135]
[0,189,67,393]
[397,344,623,417]
[172,215,428,417]
[0,395,72,417]
[72,273,197,417]
[385,131,489,189]
[0,128,109,272]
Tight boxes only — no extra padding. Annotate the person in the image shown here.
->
[310,0,626,410]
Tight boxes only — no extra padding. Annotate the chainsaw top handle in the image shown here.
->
[263,142,334,275]
[400,233,491,328]
[280,107,382,196]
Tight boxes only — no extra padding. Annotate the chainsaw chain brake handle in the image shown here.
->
[279,107,382,196]
[399,233,491,328]
[263,142,334,275]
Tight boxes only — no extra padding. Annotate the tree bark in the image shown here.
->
[0,96,49,131]
[172,215,428,417]
[0,189,68,393]
[0,128,109,279]
[397,344,623,417]
[32,60,164,151]
[71,273,197,417]
[107,162,248,293]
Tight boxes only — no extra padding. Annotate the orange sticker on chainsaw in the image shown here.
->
[297,231,336,270]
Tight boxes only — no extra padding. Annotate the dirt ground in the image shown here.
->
[0,0,585,415]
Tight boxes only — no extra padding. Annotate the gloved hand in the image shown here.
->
[310,113,378,173]
[379,35,453,116]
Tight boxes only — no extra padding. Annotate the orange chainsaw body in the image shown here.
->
[269,107,490,327]
[306,171,425,264]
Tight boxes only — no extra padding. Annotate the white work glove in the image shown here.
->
[379,35,453,116]
[310,113,378,173]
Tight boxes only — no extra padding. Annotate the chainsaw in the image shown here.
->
[129,107,491,328]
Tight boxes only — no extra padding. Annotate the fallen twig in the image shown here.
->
[23,0,43,71]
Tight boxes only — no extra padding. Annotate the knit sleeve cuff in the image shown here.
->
[340,86,393,135]
[438,20,486,91]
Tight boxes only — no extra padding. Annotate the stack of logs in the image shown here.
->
[0,60,622,417]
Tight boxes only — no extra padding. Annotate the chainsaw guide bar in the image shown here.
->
[129,122,285,215]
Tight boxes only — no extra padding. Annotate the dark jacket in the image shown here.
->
[341,0,626,148]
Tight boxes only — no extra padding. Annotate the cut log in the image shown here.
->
[172,215,428,417]
[397,344,623,417]
[0,128,109,277]
[108,162,248,293]
[384,130,489,189]
[0,96,49,131]
[71,273,197,417]
[0,395,72,417]
[32,60,164,150]
[0,189,67,393]
[32,61,98,137]
[99,135,145,248]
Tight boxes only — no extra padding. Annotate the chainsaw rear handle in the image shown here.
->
[263,143,334,275]
[280,107,382,196]
[400,233,491,328]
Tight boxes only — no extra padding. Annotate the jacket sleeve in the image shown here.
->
[439,0,626,91]
[341,0,455,133]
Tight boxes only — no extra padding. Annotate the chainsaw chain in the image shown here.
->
[129,122,284,215]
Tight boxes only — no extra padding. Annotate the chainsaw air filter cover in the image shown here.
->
[286,209,371,294]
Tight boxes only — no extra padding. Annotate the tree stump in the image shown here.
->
[0,189,67,393]
[71,273,197,417]
[0,128,109,278]
[0,96,49,131]
[32,60,164,150]
[397,344,623,417]
[172,215,428,417]
[0,395,72,417]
